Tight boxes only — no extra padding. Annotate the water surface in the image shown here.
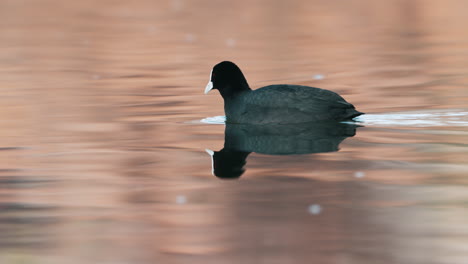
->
[1,0,468,263]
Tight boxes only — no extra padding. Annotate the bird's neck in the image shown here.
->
[219,81,251,101]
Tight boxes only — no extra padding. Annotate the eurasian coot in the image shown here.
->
[204,61,363,124]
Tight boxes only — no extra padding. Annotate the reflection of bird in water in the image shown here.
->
[206,122,360,179]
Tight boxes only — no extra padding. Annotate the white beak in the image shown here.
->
[205,149,215,176]
[205,149,214,156]
[204,68,214,94]
[204,81,213,94]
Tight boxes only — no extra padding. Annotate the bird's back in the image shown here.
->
[225,85,362,124]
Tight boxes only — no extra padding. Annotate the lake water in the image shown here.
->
[1,0,468,263]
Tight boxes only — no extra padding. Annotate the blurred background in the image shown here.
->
[1,0,468,263]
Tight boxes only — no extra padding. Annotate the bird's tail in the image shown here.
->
[344,109,364,120]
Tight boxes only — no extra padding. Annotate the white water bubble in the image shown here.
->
[354,171,365,178]
[185,33,196,43]
[171,0,183,11]
[176,195,187,204]
[308,204,322,215]
[200,116,226,124]
[226,38,236,48]
[147,26,157,34]
[313,74,325,80]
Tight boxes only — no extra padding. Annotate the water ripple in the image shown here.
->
[357,109,468,127]
[200,116,226,124]
[199,109,468,127]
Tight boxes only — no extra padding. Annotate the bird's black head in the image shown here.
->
[204,61,251,99]
[206,148,249,179]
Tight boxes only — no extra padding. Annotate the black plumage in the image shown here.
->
[205,61,363,124]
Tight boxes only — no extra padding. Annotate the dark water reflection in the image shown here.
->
[209,122,359,178]
[1,0,468,263]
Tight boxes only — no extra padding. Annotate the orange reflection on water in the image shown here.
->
[1,0,468,263]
